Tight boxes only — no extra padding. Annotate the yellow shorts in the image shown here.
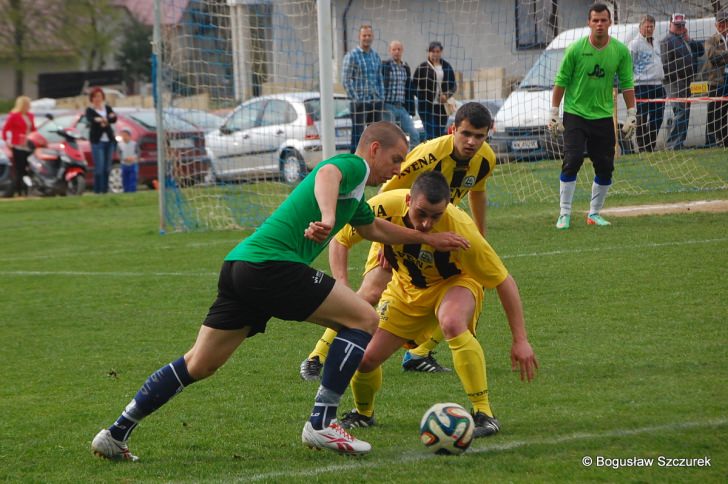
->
[376,274,483,342]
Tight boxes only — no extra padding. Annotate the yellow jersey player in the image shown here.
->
[300,102,496,379]
[336,171,538,437]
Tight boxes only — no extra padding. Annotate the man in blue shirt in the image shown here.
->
[342,24,385,152]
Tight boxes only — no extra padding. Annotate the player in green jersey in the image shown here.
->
[91,121,469,460]
[548,2,637,230]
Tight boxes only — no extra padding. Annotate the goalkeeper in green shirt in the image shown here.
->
[548,2,636,229]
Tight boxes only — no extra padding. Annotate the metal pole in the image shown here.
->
[317,0,335,159]
[153,0,166,234]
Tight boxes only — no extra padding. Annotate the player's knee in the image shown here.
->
[358,355,379,373]
[439,317,468,340]
[344,305,379,335]
[360,308,379,334]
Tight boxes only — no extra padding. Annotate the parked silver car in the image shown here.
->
[205,92,352,184]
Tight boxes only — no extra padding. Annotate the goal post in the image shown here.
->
[153,0,728,232]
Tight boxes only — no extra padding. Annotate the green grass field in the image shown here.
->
[1,188,727,483]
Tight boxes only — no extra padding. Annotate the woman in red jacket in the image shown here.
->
[2,95,35,196]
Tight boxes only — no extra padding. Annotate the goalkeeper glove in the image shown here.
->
[548,107,564,137]
[622,107,637,139]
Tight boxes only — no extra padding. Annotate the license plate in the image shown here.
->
[336,128,351,138]
[512,139,538,150]
[169,138,194,149]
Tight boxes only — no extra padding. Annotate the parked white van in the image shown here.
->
[489,17,717,161]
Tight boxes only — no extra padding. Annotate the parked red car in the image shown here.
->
[36,109,210,193]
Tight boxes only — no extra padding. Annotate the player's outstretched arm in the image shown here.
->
[355,218,470,251]
[496,275,539,382]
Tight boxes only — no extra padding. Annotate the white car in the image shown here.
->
[205,92,352,184]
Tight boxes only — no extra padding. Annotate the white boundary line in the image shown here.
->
[240,418,728,482]
[1,237,726,277]
[0,270,217,277]
[500,237,728,260]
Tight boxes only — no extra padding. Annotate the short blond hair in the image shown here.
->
[357,121,407,151]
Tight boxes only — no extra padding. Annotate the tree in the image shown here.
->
[0,0,66,97]
[115,16,152,93]
[59,0,122,71]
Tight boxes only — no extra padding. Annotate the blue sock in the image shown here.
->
[109,356,195,441]
[309,328,371,430]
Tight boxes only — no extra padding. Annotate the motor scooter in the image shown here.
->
[23,125,87,196]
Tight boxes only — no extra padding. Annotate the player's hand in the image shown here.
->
[304,221,332,243]
[547,107,564,138]
[511,340,538,382]
[622,107,637,139]
[423,231,470,251]
[376,248,391,270]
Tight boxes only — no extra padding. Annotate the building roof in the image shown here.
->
[117,0,189,26]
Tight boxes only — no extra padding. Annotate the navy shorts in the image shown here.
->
[203,260,336,336]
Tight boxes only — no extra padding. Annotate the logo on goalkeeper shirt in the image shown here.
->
[587,64,606,79]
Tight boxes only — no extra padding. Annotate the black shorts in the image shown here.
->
[203,260,336,336]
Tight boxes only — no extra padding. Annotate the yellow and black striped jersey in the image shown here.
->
[335,189,508,296]
[381,134,496,204]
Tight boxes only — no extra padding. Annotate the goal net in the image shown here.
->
[155,0,728,231]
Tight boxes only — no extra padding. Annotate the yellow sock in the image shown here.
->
[350,367,382,417]
[446,331,493,416]
[308,328,338,363]
[409,326,443,358]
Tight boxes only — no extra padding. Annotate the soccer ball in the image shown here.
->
[419,402,474,455]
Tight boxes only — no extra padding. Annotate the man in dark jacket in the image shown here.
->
[660,13,704,149]
[382,40,420,148]
[703,10,728,147]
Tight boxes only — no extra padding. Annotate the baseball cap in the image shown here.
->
[716,10,728,23]
[670,13,686,25]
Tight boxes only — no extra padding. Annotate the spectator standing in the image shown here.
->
[1,95,35,197]
[703,10,728,147]
[117,128,139,193]
[548,3,636,230]
[382,40,420,148]
[629,15,665,152]
[85,87,117,193]
[413,41,457,141]
[660,13,704,150]
[342,24,385,153]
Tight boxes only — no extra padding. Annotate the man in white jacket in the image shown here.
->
[629,15,665,152]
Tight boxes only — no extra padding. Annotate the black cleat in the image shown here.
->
[339,410,377,429]
[402,351,451,372]
[472,411,500,438]
[299,356,323,381]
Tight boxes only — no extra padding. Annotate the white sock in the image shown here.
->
[590,182,610,215]
[559,180,576,216]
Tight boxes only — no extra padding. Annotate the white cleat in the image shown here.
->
[92,429,139,462]
[301,421,371,455]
